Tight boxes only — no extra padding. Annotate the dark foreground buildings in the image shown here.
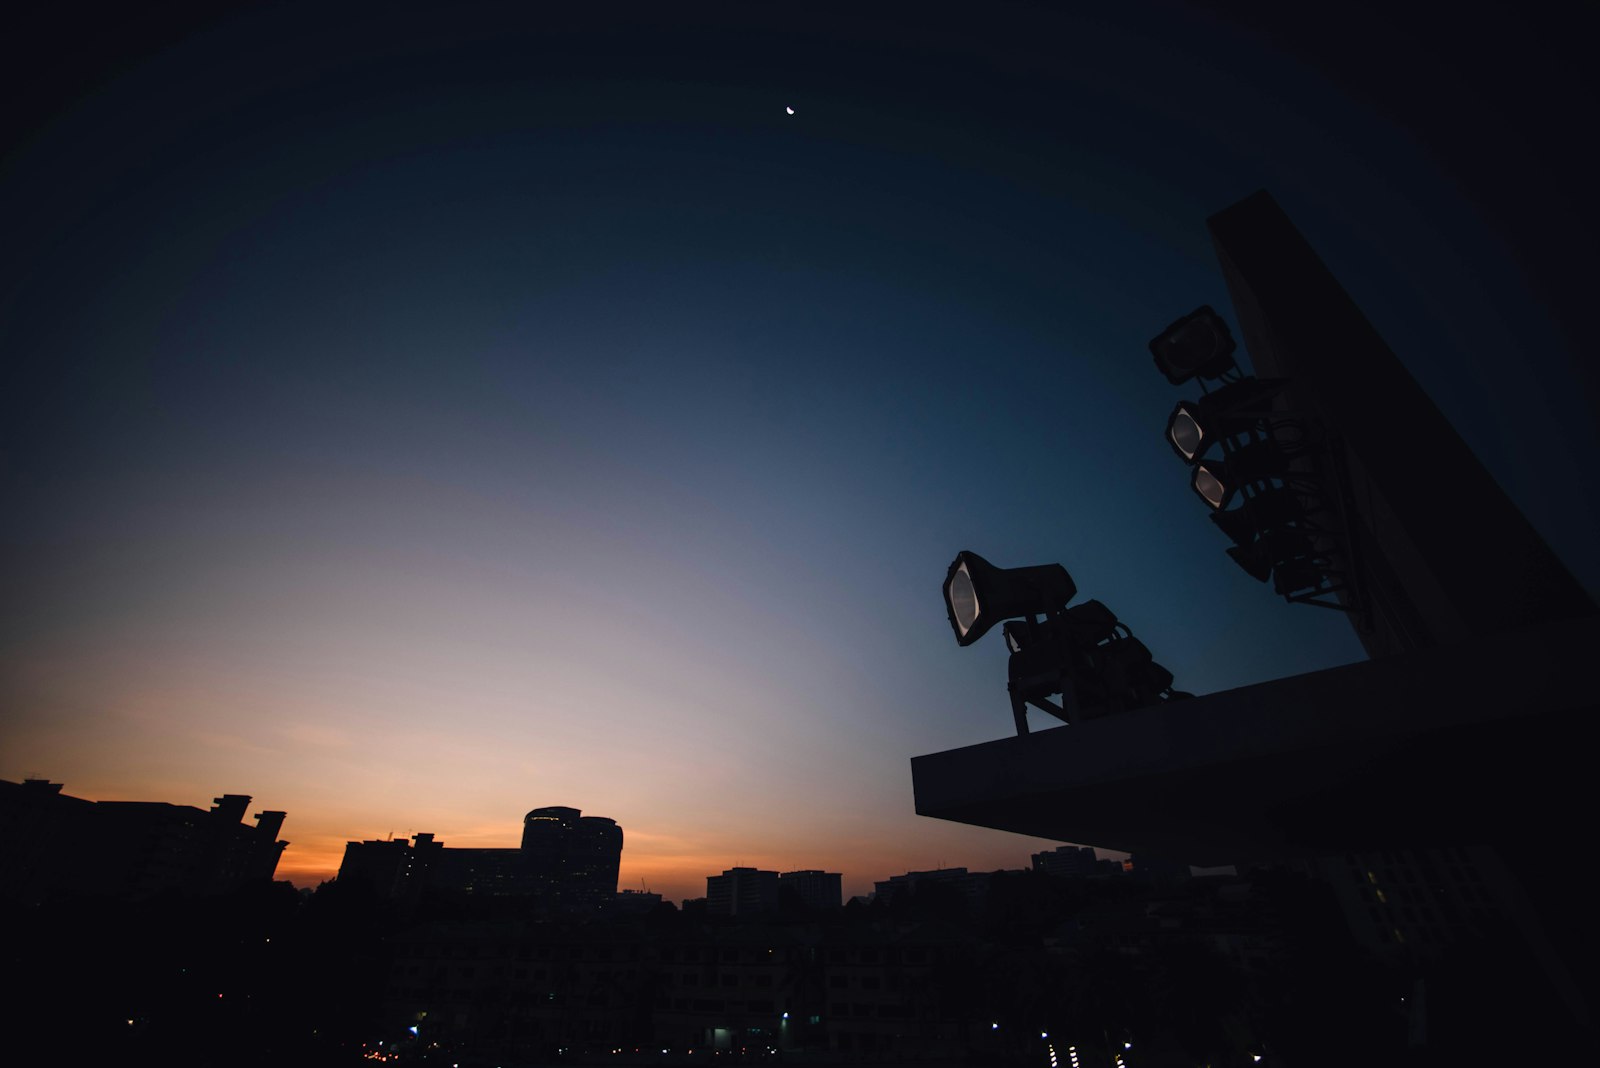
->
[368,858,1382,1064]
[703,867,845,916]
[0,777,287,901]
[339,804,623,914]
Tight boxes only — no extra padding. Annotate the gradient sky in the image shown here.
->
[4,2,1596,903]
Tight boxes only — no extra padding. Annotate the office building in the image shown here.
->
[338,804,622,911]
[706,867,779,916]
[779,869,843,910]
[1031,844,1099,878]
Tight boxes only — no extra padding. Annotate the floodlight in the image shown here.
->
[943,551,1077,647]
[1062,599,1118,645]
[1242,484,1312,531]
[1003,601,1117,712]
[1225,545,1274,583]
[1226,528,1319,584]
[1085,636,1178,713]
[1149,305,1238,385]
[1099,635,1153,672]
[1189,438,1299,511]
[1209,484,1316,549]
[1192,461,1230,510]
[1144,660,1176,695]
[1166,402,1208,462]
[1272,558,1329,597]
[1209,503,1258,548]
[1165,377,1289,462]
[1003,600,1117,652]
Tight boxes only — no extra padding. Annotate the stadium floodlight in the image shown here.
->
[1272,557,1331,598]
[1001,600,1118,657]
[1148,300,1360,618]
[1209,484,1315,548]
[1209,503,1259,548]
[1225,545,1274,583]
[1149,305,1238,385]
[1165,376,1290,462]
[1061,599,1119,645]
[1226,527,1319,584]
[1003,601,1118,712]
[943,551,1077,647]
[945,555,1185,733]
[1189,438,1302,511]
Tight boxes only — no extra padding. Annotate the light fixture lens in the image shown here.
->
[1193,464,1228,510]
[1169,408,1204,461]
[948,562,979,637]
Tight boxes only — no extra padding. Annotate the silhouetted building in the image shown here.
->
[873,867,1012,907]
[1310,846,1523,962]
[614,887,664,914]
[514,807,623,909]
[338,805,622,912]
[0,778,287,902]
[378,912,976,1058]
[338,832,445,904]
[779,869,842,910]
[570,813,625,910]
[1032,844,1099,878]
[369,851,1360,1063]
[706,867,779,916]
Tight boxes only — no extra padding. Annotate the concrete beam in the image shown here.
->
[912,615,1598,865]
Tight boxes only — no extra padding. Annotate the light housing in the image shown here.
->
[1165,376,1289,462]
[1189,438,1298,511]
[943,551,1077,647]
[1209,484,1313,548]
[1225,545,1274,582]
[1003,600,1117,652]
[1061,599,1118,645]
[1226,527,1319,584]
[1272,557,1329,597]
[1149,305,1238,385]
[1209,503,1259,548]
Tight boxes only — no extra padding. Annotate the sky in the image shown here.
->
[3,2,1596,903]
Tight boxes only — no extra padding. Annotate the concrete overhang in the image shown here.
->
[912,615,1599,866]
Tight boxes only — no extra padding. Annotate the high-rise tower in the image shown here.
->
[519,805,622,909]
